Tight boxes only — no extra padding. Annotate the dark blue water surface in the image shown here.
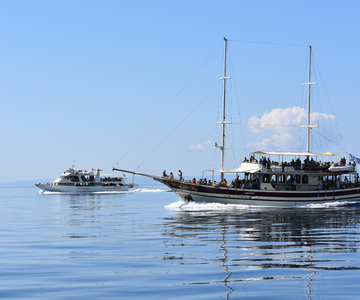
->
[1,185,360,299]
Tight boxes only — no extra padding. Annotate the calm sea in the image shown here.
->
[1,183,360,299]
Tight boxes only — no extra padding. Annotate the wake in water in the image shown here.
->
[165,200,358,211]
[135,187,171,193]
[298,201,360,208]
[165,200,263,211]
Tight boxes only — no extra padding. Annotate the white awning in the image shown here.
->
[209,162,262,173]
[251,151,344,157]
[313,151,344,157]
[251,151,316,156]
[231,162,262,173]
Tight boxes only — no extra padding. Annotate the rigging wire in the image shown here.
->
[229,39,309,47]
[171,126,217,168]
[312,53,348,153]
[245,123,300,127]
[114,41,223,168]
[311,128,347,153]
[229,52,247,160]
[134,82,220,171]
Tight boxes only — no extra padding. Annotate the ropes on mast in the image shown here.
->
[134,82,220,172]
[114,41,223,169]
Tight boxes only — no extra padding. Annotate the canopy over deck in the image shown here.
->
[251,151,343,157]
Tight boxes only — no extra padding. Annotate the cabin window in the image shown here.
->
[286,175,292,183]
[263,174,270,183]
[271,174,277,183]
[250,173,260,181]
[70,176,79,182]
[295,175,301,184]
[302,175,309,184]
[279,174,285,183]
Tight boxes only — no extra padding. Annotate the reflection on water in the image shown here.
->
[4,188,360,299]
[51,193,127,239]
[162,203,360,299]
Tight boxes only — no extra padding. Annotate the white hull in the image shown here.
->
[173,189,360,206]
[36,183,133,193]
[36,167,136,193]
[153,177,360,207]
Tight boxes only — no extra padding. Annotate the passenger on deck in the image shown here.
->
[323,180,329,190]
[266,158,271,169]
[178,170,183,181]
[271,179,276,188]
[262,157,267,167]
[292,178,297,190]
[214,181,223,187]
[234,175,241,188]
[169,172,174,179]
[291,159,296,168]
[254,178,259,189]
[341,157,346,166]
[304,156,310,168]
[336,177,340,189]
[310,157,315,167]
[162,170,168,178]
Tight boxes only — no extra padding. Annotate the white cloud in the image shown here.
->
[191,144,205,150]
[247,107,336,150]
[190,140,213,150]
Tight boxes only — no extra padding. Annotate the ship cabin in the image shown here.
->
[232,151,358,192]
[52,169,125,187]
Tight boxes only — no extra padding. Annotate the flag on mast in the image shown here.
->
[350,154,360,164]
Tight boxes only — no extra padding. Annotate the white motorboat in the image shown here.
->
[36,167,136,193]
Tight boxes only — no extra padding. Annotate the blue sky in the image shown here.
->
[1,0,360,182]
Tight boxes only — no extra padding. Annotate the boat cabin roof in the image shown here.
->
[251,151,343,157]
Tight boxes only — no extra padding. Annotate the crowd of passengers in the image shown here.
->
[69,176,124,183]
[244,155,355,171]
[163,172,359,190]
[161,156,359,190]
[74,182,123,186]
[100,177,123,182]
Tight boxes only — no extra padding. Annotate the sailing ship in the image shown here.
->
[36,167,136,193]
[114,38,360,206]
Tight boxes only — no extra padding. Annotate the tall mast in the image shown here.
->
[218,37,231,180]
[302,45,318,153]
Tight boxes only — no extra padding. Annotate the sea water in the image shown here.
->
[1,184,360,299]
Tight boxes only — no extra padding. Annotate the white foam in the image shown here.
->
[297,201,356,208]
[165,200,358,211]
[165,200,258,211]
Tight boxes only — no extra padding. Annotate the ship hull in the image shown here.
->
[35,183,131,193]
[155,178,360,206]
